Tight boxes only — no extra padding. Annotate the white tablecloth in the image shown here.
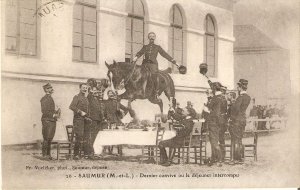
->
[93,130,176,154]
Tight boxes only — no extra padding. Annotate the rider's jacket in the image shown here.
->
[135,43,174,66]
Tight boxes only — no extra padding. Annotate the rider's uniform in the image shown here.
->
[135,43,174,73]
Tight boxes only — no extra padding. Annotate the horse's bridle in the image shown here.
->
[123,61,137,85]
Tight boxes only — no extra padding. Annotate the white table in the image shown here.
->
[93,130,176,154]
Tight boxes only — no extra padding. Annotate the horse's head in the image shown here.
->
[105,60,130,89]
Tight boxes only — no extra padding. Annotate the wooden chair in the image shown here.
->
[139,125,166,164]
[173,120,207,165]
[243,131,258,161]
[57,125,76,160]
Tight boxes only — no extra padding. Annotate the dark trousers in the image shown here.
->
[159,137,184,162]
[84,120,101,156]
[73,118,88,157]
[229,119,246,161]
[219,123,227,159]
[41,119,56,156]
[208,121,222,162]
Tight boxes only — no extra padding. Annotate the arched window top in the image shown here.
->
[205,14,216,35]
[126,0,144,18]
[170,4,183,27]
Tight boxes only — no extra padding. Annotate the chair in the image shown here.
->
[139,124,166,164]
[56,125,76,160]
[243,131,258,161]
[173,120,207,165]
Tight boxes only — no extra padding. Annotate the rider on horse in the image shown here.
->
[132,32,177,99]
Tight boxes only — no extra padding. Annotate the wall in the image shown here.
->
[234,48,291,105]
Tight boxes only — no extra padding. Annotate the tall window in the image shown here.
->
[125,0,145,64]
[204,15,217,77]
[170,5,184,73]
[5,0,37,56]
[73,0,97,63]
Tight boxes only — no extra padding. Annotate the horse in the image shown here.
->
[105,60,176,114]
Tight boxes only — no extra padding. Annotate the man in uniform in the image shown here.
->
[85,86,103,159]
[69,83,90,159]
[159,107,194,166]
[219,85,228,160]
[186,101,198,119]
[132,32,177,97]
[40,83,59,160]
[207,82,223,166]
[229,79,251,164]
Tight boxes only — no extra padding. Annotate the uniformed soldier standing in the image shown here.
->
[85,86,103,159]
[133,32,177,97]
[40,83,59,160]
[69,83,90,159]
[207,82,223,166]
[229,79,251,164]
[219,85,228,160]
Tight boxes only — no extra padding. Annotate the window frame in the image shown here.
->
[204,14,217,77]
[170,4,184,73]
[72,0,98,64]
[125,0,145,62]
[5,0,39,57]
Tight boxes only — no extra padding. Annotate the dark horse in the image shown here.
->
[105,60,176,114]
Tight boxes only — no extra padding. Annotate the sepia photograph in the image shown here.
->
[1,0,299,189]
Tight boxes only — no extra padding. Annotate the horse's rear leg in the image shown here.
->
[164,89,176,109]
[149,97,163,114]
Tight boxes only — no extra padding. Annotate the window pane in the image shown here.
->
[206,16,215,34]
[132,19,143,32]
[73,4,82,20]
[19,38,36,55]
[174,28,182,40]
[126,17,132,30]
[73,33,82,47]
[84,6,96,22]
[173,6,183,26]
[84,34,96,48]
[173,39,182,51]
[73,46,82,60]
[20,8,36,24]
[83,21,96,35]
[5,36,17,51]
[125,42,131,54]
[83,48,96,62]
[133,31,143,43]
[73,19,82,33]
[126,29,131,43]
[20,23,36,39]
[133,0,144,17]
[6,21,17,37]
[20,0,36,10]
[5,3,17,22]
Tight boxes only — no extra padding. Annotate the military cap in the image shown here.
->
[237,79,248,87]
[43,83,52,90]
[213,82,222,90]
[178,65,187,74]
[220,85,227,91]
[199,63,208,69]
[199,63,208,75]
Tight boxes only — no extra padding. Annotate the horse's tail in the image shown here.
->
[165,73,175,97]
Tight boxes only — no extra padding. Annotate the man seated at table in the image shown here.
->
[158,107,194,166]
[103,90,128,155]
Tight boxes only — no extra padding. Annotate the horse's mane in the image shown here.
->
[114,61,137,73]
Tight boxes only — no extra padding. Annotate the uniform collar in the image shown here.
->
[240,91,247,95]
[215,91,222,96]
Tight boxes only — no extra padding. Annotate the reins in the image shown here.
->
[123,61,137,85]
